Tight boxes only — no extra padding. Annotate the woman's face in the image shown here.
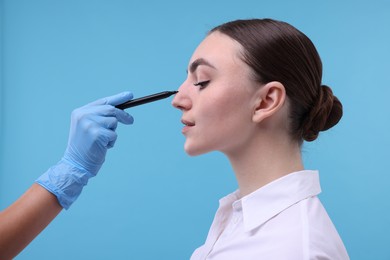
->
[172,32,261,156]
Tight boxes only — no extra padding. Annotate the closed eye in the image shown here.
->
[193,80,210,89]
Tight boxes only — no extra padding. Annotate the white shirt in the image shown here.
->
[190,170,349,260]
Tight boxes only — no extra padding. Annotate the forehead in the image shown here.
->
[189,32,245,71]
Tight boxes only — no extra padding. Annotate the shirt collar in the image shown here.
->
[225,170,322,232]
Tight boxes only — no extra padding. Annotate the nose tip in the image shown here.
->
[171,84,191,111]
[171,91,180,108]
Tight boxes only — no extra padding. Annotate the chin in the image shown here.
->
[184,147,204,157]
[184,142,211,157]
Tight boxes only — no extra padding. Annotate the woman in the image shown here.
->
[172,19,349,259]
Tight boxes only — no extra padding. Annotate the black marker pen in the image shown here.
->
[115,91,178,110]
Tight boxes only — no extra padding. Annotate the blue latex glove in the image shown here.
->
[36,91,133,209]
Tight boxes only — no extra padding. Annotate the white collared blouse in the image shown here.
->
[190,170,349,260]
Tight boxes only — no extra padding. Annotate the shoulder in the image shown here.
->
[254,196,349,259]
[301,197,350,260]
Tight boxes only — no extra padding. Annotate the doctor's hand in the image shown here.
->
[63,91,134,175]
[36,91,134,209]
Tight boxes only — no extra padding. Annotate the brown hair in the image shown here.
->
[210,19,342,142]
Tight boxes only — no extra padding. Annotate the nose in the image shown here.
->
[171,82,192,111]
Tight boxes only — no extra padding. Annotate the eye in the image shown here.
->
[193,80,210,90]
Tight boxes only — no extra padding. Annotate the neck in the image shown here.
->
[226,132,304,198]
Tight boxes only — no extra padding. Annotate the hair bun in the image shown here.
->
[302,85,343,142]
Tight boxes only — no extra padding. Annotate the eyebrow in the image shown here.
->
[187,58,216,74]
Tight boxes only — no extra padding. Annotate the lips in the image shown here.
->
[181,119,195,134]
[181,119,195,127]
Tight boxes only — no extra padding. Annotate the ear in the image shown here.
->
[252,81,286,123]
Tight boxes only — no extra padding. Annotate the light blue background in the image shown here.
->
[1,0,389,259]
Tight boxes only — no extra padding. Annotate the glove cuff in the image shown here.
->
[35,160,94,210]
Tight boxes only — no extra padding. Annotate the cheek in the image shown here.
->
[209,89,256,148]
[211,90,252,122]
[202,93,253,139]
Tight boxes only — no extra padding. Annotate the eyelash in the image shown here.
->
[193,80,210,89]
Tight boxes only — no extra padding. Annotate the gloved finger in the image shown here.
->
[95,116,119,130]
[88,91,133,107]
[71,103,110,119]
[98,128,118,149]
[91,105,134,125]
[83,105,134,125]
[115,109,134,125]
[87,116,118,131]
[76,105,116,118]
[79,101,134,124]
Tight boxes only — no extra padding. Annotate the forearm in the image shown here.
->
[0,91,133,259]
[0,184,62,259]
